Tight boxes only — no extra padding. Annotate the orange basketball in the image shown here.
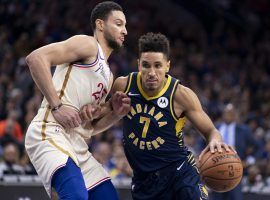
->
[198,150,243,192]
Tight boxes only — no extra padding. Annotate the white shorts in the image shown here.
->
[25,122,110,197]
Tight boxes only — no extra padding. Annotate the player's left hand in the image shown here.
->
[111,91,131,117]
[79,104,101,121]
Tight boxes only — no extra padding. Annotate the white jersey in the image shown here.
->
[34,42,111,137]
[25,42,112,196]
[34,42,111,124]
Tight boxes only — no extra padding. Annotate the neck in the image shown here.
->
[142,78,167,97]
[143,88,158,97]
[94,34,113,61]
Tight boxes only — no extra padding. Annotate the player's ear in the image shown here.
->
[95,19,104,31]
[137,59,142,71]
[166,60,170,73]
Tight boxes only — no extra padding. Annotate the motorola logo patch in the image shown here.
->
[157,97,168,108]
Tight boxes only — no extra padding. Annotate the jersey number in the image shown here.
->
[139,116,150,138]
[92,83,108,104]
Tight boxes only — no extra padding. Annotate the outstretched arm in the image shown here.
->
[174,85,233,156]
[25,35,98,129]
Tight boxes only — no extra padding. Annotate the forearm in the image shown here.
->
[26,54,60,107]
[96,100,113,119]
[91,111,123,135]
[188,110,223,144]
[204,128,223,144]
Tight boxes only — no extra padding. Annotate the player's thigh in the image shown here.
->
[88,180,119,200]
[175,162,208,200]
[52,157,88,200]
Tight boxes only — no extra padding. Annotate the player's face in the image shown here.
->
[103,11,127,50]
[138,52,170,95]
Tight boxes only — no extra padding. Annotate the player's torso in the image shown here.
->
[123,72,188,173]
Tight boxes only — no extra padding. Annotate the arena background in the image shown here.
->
[0,0,270,199]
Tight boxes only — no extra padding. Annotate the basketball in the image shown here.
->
[198,149,243,192]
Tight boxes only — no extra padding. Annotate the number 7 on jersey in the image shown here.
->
[139,116,150,138]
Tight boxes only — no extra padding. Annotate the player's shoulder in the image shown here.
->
[69,34,96,43]
[175,84,195,98]
[174,83,199,108]
[112,75,129,93]
[67,35,98,54]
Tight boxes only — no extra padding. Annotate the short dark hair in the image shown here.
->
[138,32,170,59]
[91,1,123,31]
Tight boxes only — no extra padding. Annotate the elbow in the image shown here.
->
[25,51,37,68]
[25,51,44,69]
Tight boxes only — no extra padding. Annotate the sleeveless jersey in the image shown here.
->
[123,72,191,173]
[31,42,111,161]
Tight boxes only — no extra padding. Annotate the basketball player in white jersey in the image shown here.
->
[24,2,129,199]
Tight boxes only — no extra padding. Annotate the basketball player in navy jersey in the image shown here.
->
[111,33,234,200]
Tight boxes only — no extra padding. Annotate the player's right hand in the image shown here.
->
[52,106,82,129]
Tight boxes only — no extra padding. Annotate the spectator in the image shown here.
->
[0,143,24,178]
[0,110,23,144]
[92,142,113,171]
[242,164,265,193]
[109,145,132,180]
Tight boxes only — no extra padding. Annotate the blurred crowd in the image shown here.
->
[0,0,270,195]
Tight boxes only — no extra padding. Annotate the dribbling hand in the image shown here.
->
[199,139,236,162]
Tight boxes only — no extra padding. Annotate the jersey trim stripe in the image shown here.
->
[170,80,180,121]
[41,109,50,139]
[59,65,73,100]
[72,55,98,68]
[87,177,111,190]
[137,72,172,100]
[47,138,77,164]
[124,73,134,94]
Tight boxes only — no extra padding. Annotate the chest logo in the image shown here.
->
[157,97,168,108]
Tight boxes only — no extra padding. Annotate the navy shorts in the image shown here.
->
[131,160,208,200]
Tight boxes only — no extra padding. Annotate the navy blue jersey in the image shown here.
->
[123,72,193,173]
